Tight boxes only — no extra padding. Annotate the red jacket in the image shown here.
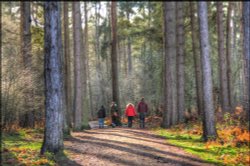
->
[125,104,136,116]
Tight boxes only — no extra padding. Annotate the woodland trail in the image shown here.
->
[61,127,213,166]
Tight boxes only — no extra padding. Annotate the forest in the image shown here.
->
[1,1,250,166]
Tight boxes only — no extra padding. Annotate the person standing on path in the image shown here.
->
[125,103,136,128]
[97,105,106,128]
[137,97,148,128]
[110,101,120,127]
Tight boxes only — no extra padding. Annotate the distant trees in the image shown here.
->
[198,2,217,141]
[217,2,230,112]
[190,2,203,116]
[20,1,34,128]
[41,1,64,154]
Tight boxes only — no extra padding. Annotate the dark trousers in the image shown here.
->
[127,116,133,128]
[139,112,145,128]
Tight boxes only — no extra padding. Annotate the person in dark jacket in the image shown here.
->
[125,103,136,128]
[137,97,148,128]
[110,101,120,127]
[97,105,106,128]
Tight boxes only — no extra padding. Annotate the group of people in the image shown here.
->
[97,97,148,129]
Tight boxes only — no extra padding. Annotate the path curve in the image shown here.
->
[63,128,213,166]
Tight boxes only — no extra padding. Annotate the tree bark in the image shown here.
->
[226,2,234,110]
[190,2,204,116]
[198,2,217,141]
[84,2,94,120]
[20,1,34,128]
[162,2,177,128]
[243,2,250,121]
[81,2,89,129]
[63,2,71,135]
[72,2,83,130]
[111,1,120,113]
[217,2,230,112]
[176,2,185,123]
[41,2,64,154]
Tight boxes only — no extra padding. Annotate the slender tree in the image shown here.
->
[176,2,185,123]
[41,2,64,154]
[63,2,71,134]
[217,2,230,112]
[162,2,177,128]
[226,2,234,110]
[20,1,34,127]
[190,2,204,116]
[243,1,250,120]
[84,2,94,120]
[111,1,120,113]
[198,2,217,141]
[72,2,83,130]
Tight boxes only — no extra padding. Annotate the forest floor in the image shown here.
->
[61,126,213,166]
[2,114,249,165]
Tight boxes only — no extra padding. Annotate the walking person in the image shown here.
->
[137,97,148,128]
[125,103,136,128]
[110,101,120,127]
[97,105,106,128]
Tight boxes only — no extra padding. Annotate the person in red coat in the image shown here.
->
[125,103,136,128]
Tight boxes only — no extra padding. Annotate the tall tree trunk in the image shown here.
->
[72,2,83,130]
[162,2,177,128]
[190,2,204,116]
[226,2,234,110]
[63,2,71,135]
[81,2,89,129]
[20,1,34,128]
[243,2,250,121]
[176,2,185,123]
[41,2,64,154]
[84,2,94,120]
[126,2,132,75]
[217,2,230,112]
[111,1,120,113]
[198,2,217,141]
[0,3,1,123]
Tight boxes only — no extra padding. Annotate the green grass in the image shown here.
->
[1,128,68,166]
[154,128,249,166]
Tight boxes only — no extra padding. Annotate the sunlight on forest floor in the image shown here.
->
[2,108,249,166]
[155,120,250,166]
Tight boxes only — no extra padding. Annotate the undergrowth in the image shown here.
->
[1,128,69,166]
[155,107,250,166]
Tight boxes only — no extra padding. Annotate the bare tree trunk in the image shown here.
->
[190,2,204,116]
[111,1,120,114]
[41,2,64,154]
[162,2,177,128]
[243,2,250,121]
[20,1,34,128]
[72,2,83,130]
[198,2,217,141]
[81,2,89,129]
[84,2,94,120]
[63,2,71,135]
[226,2,234,110]
[176,2,185,123]
[217,2,230,112]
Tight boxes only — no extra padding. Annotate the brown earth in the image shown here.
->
[61,127,213,166]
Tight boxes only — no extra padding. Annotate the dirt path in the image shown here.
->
[63,128,213,166]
